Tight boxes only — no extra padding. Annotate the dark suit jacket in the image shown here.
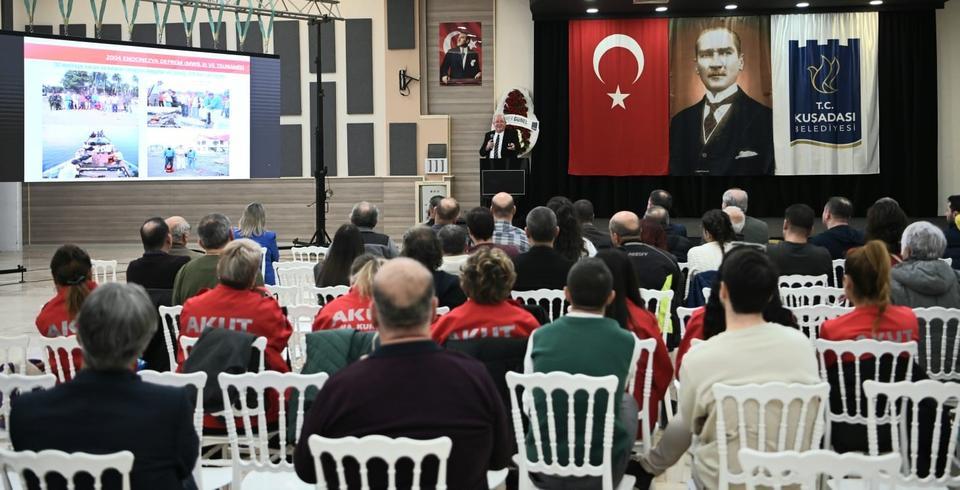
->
[10,370,198,490]
[440,49,480,80]
[669,89,774,176]
[581,223,613,250]
[479,129,520,159]
[512,246,574,291]
[741,215,770,245]
[126,251,191,290]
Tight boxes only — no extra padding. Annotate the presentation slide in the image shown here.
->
[22,37,252,182]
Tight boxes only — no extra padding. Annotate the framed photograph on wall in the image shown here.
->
[439,22,482,86]
[415,180,450,224]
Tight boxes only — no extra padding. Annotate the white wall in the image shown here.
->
[0,183,21,251]
[494,0,534,101]
[938,1,960,203]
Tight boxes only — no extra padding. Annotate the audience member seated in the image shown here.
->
[173,213,258,304]
[864,197,908,264]
[547,195,596,259]
[596,249,673,430]
[686,209,735,274]
[574,198,613,250]
[233,202,280,285]
[943,195,960,269]
[721,188,768,244]
[315,224,364,287]
[637,247,819,489]
[645,205,691,262]
[610,211,684,302]
[178,238,292,373]
[722,206,748,243]
[431,248,539,344]
[293,258,511,489]
[512,206,574,291]
[648,189,687,237]
[401,226,467,309]
[12,283,198,490]
[312,254,383,332]
[810,196,865,259]
[424,194,443,227]
[350,201,398,258]
[438,224,470,277]
[127,217,190,289]
[465,206,520,258]
[431,197,461,233]
[525,258,638,488]
[36,245,95,379]
[491,192,529,252]
[165,215,202,259]
[892,221,960,308]
[766,204,833,278]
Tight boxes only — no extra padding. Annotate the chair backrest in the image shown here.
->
[218,371,329,483]
[303,285,350,306]
[702,287,711,302]
[181,336,268,372]
[625,338,657,456]
[712,382,830,489]
[34,336,81,383]
[780,286,848,308]
[259,247,267,283]
[676,307,698,345]
[0,374,56,443]
[637,288,674,334]
[286,305,322,373]
[864,379,960,487]
[272,261,315,289]
[0,448,134,490]
[831,259,846,288]
[0,336,30,374]
[678,262,691,301]
[264,285,300,307]
[788,305,852,342]
[511,289,567,322]
[90,259,118,283]
[137,370,207,488]
[158,305,183,371]
[307,434,451,490]
[505,371,620,489]
[913,307,960,381]
[738,448,901,489]
[291,246,328,263]
[814,339,918,428]
[778,274,829,289]
[436,306,450,316]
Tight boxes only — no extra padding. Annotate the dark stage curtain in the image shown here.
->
[527,11,938,220]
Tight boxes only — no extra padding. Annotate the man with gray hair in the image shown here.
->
[173,212,260,304]
[165,215,202,258]
[891,221,960,308]
[721,187,768,244]
[350,201,398,258]
[294,258,511,489]
[513,206,573,290]
[10,283,199,489]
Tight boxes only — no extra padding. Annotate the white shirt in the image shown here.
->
[460,47,468,69]
[488,130,505,159]
[439,254,470,277]
[686,241,734,275]
[701,84,740,141]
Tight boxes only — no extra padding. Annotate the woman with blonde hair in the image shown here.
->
[233,202,280,285]
[312,254,385,332]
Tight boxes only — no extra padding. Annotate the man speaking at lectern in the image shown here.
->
[479,114,520,160]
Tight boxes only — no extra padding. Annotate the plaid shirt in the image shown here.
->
[493,220,529,252]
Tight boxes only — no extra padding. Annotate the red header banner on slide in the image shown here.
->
[568,19,669,176]
[24,43,250,74]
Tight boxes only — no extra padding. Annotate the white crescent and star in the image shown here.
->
[592,34,645,110]
[443,30,480,52]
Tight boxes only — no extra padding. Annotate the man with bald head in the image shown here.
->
[165,216,202,258]
[722,188,769,244]
[646,205,691,262]
[491,192,529,252]
[610,211,683,301]
[294,258,511,489]
[431,197,461,232]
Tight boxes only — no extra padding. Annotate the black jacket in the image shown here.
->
[10,370,198,490]
[945,224,960,270]
[126,251,191,290]
[669,89,774,176]
[512,246,575,291]
[434,270,467,309]
[479,129,521,159]
[581,223,613,250]
[809,224,865,260]
[440,48,480,81]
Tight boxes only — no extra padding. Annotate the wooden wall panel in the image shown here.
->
[24,177,421,245]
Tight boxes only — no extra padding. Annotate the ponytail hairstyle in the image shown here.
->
[349,254,385,299]
[701,209,736,256]
[546,196,587,262]
[844,240,892,335]
[50,244,93,319]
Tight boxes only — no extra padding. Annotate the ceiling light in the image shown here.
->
[869,0,883,4]
[586,7,599,13]
[796,2,810,7]
[725,4,738,10]
[655,6,668,12]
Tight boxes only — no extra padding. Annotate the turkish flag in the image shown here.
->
[569,19,669,176]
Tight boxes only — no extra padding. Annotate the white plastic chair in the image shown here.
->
[678,262,691,302]
[0,374,56,446]
[302,285,350,306]
[778,274,829,289]
[814,339,918,449]
[158,305,183,371]
[286,305,321,373]
[712,382,830,489]
[913,307,960,381]
[180,336,268,372]
[259,247,268,283]
[0,448,134,489]
[675,307,698,347]
[702,287,711,302]
[273,261,316,291]
[505,371,637,490]
[291,246,328,263]
[436,306,450,316]
[738,448,901,489]
[307,434,451,490]
[264,285,300,308]
[90,259,118,283]
[832,258,846,288]
[511,289,567,322]
[218,371,330,489]
[0,336,30,374]
[33,336,81,383]
[865,379,960,487]
[638,289,674,335]
[788,305,852,343]
[780,286,848,308]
